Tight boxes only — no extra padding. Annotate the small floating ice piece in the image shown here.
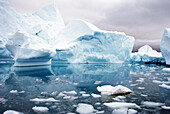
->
[3,110,23,114]
[32,106,49,113]
[63,91,77,95]
[138,87,145,89]
[76,103,95,114]
[82,94,90,97]
[152,80,169,84]
[91,94,101,98]
[142,101,164,108]
[9,90,18,94]
[30,98,58,102]
[162,106,170,110]
[97,85,132,95]
[162,68,170,72]
[94,81,102,85]
[112,96,126,101]
[104,102,140,109]
[136,78,144,83]
[0,98,7,104]
[112,108,137,114]
[159,84,170,89]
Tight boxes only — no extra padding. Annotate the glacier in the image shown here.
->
[130,45,165,64]
[160,28,170,65]
[0,0,65,66]
[53,19,135,63]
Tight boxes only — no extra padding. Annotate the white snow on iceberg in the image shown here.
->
[1,0,65,66]
[160,28,170,65]
[53,19,135,63]
[97,85,132,95]
[130,45,165,63]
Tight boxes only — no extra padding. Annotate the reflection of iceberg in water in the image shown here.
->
[11,65,54,77]
[52,64,132,92]
[0,63,13,74]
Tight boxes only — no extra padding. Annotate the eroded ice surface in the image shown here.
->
[131,45,165,63]
[161,28,170,65]
[53,19,135,63]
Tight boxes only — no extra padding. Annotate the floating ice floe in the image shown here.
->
[112,108,137,114]
[131,45,165,64]
[159,84,170,89]
[97,85,132,95]
[91,93,101,98]
[162,68,170,72]
[3,110,23,114]
[76,103,95,114]
[160,28,170,65]
[141,101,164,108]
[32,106,49,113]
[82,94,90,97]
[104,102,140,109]
[30,98,58,102]
[162,106,170,110]
[9,90,18,94]
[0,98,7,104]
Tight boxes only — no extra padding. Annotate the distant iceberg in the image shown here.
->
[160,28,170,65]
[53,19,135,63]
[130,45,165,64]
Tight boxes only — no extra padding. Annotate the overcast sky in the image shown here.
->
[9,0,170,51]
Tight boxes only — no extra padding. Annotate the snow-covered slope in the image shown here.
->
[160,28,170,65]
[131,45,165,63]
[54,19,99,50]
[53,19,135,63]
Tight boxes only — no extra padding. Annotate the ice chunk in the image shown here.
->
[160,28,170,65]
[30,98,58,102]
[131,45,164,63]
[0,98,7,104]
[76,103,95,114]
[162,68,170,72]
[32,106,49,113]
[53,19,134,63]
[162,106,170,110]
[159,84,170,89]
[91,93,101,98]
[141,101,164,108]
[97,85,132,95]
[112,108,137,114]
[3,110,23,114]
[104,102,140,109]
[9,90,18,94]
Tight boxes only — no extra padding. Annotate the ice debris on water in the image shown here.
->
[32,106,49,113]
[97,85,132,95]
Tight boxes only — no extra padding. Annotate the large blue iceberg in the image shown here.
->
[160,28,170,65]
[53,20,135,63]
[0,0,65,66]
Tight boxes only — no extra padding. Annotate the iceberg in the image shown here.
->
[160,28,170,65]
[130,45,165,63]
[6,32,55,66]
[0,0,65,66]
[53,19,135,63]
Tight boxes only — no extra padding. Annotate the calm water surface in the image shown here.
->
[0,62,170,114]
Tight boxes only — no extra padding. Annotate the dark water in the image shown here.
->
[0,62,170,114]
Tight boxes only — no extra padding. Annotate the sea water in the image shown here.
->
[0,62,170,113]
